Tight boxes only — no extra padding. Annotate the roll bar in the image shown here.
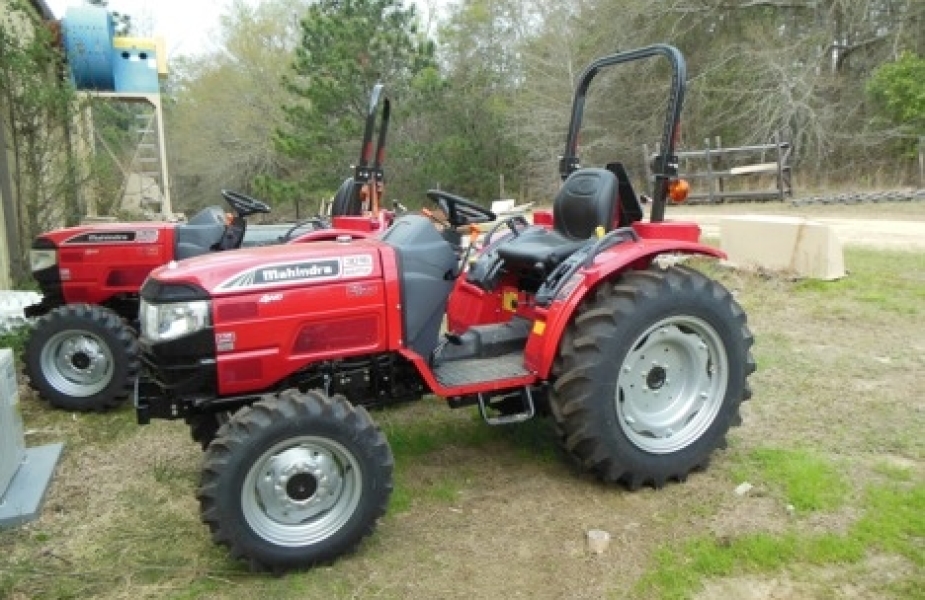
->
[355,82,390,186]
[353,83,390,215]
[559,44,686,223]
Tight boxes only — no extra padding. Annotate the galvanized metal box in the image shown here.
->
[0,348,25,495]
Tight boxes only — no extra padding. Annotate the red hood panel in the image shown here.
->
[151,238,389,295]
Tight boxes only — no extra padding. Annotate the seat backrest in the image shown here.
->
[605,162,644,227]
[175,207,226,260]
[215,215,246,251]
[553,168,619,240]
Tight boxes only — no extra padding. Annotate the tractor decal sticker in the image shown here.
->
[346,283,379,298]
[217,254,376,291]
[63,230,161,245]
[342,254,374,277]
[218,259,332,290]
[136,230,160,243]
[65,231,137,244]
[216,332,236,352]
[258,260,340,283]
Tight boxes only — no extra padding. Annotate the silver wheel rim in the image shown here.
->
[40,330,115,397]
[243,436,362,547]
[616,315,728,454]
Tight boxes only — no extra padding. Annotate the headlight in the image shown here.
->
[140,299,211,342]
[30,249,57,272]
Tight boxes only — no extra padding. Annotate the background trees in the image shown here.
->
[163,0,924,216]
[166,0,310,211]
[266,0,436,210]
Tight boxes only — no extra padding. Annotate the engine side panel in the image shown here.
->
[209,245,394,396]
[40,223,176,305]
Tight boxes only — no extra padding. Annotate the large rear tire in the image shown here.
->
[197,389,393,572]
[24,304,139,412]
[550,265,755,488]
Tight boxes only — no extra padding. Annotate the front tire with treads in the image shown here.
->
[197,389,393,572]
[550,264,756,488]
[24,304,139,412]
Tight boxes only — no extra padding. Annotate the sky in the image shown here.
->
[46,0,448,59]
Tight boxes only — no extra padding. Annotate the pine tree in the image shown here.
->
[264,0,435,204]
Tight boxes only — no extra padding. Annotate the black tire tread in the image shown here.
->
[197,390,393,572]
[550,265,756,488]
[23,303,139,411]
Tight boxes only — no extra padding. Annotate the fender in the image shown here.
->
[523,238,724,378]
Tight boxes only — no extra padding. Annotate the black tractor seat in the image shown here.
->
[175,206,227,260]
[493,228,590,273]
[495,167,618,274]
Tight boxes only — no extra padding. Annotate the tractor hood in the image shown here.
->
[35,220,175,248]
[143,237,388,299]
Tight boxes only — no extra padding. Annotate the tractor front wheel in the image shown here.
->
[187,412,230,451]
[550,265,756,488]
[197,389,393,572]
[24,304,139,412]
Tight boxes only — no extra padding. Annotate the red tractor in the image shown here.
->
[22,84,394,412]
[23,190,273,412]
[135,45,755,572]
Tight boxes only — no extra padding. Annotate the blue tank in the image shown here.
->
[63,6,116,91]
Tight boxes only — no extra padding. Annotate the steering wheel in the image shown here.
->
[221,189,271,217]
[425,190,496,229]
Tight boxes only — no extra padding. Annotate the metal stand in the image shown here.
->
[82,92,173,219]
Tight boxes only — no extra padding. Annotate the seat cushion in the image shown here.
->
[495,228,588,271]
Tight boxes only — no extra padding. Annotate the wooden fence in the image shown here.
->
[645,133,793,203]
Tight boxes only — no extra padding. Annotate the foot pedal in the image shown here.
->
[477,388,535,425]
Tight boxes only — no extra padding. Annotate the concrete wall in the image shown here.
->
[720,215,846,280]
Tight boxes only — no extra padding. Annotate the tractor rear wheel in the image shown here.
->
[24,304,139,412]
[550,265,755,488]
[197,389,393,572]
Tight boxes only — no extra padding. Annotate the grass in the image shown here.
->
[1,201,924,599]
[633,482,924,600]
[793,249,925,317]
[731,447,851,512]
[0,324,31,357]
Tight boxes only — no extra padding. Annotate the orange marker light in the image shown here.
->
[668,179,690,203]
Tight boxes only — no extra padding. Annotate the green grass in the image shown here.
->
[731,447,851,512]
[873,461,916,483]
[794,248,925,316]
[0,323,32,357]
[383,403,560,514]
[379,405,493,460]
[632,483,924,600]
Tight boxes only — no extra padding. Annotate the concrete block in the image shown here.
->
[0,347,64,529]
[720,215,845,280]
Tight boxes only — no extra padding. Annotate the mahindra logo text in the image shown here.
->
[261,264,335,281]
